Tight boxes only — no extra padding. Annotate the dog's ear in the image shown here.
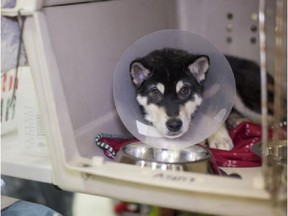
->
[130,61,151,87]
[188,56,209,83]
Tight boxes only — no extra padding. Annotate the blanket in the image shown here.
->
[1,0,27,73]
[96,121,286,168]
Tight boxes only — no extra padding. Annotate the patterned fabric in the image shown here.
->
[2,0,28,73]
[210,121,286,167]
[95,133,137,159]
[95,122,286,167]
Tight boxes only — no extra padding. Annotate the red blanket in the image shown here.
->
[95,122,286,168]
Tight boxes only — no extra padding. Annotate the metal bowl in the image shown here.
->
[116,142,211,173]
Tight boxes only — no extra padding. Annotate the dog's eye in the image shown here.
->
[178,86,191,99]
[148,89,163,102]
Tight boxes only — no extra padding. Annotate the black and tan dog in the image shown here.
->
[129,48,278,150]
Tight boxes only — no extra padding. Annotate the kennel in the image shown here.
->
[1,0,286,215]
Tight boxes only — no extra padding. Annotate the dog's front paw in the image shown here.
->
[208,127,234,150]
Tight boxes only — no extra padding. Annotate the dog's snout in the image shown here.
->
[166,119,182,132]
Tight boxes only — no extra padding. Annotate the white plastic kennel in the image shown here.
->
[2,0,280,215]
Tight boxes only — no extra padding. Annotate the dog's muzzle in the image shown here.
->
[166,119,183,133]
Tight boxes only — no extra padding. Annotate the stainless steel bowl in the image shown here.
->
[116,142,211,173]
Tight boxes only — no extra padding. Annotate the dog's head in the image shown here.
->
[130,48,209,138]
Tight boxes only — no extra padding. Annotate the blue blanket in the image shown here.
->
[1,0,27,72]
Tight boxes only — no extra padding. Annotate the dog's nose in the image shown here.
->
[166,119,182,132]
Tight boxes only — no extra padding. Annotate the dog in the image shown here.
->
[129,48,278,150]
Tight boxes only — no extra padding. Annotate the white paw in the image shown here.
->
[208,127,234,150]
[208,135,233,150]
